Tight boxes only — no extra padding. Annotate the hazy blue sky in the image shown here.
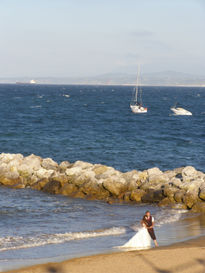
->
[0,0,205,77]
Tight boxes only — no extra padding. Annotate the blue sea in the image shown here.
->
[0,84,205,271]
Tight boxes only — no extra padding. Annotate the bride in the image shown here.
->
[121,221,151,249]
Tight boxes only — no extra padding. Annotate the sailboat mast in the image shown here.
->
[135,65,140,103]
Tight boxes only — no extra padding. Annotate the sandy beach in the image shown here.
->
[4,236,205,273]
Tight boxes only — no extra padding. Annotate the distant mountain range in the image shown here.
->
[1,71,205,86]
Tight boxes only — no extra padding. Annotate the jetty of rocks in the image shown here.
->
[0,153,205,212]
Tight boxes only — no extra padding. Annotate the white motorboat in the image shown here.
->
[170,107,192,116]
[130,65,147,114]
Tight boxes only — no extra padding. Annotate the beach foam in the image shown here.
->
[0,227,126,252]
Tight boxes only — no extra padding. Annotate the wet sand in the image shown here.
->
[4,236,205,273]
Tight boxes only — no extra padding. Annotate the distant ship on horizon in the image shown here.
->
[16,79,37,85]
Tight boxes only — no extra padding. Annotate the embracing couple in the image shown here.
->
[122,210,158,249]
[141,210,158,247]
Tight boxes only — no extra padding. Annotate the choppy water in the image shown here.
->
[0,84,204,171]
[0,84,205,271]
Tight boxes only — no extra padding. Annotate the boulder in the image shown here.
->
[192,201,205,213]
[36,168,55,179]
[164,170,177,180]
[49,174,68,187]
[183,192,197,209]
[80,180,101,196]
[147,167,163,177]
[141,190,155,203]
[72,191,86,199]
[182,166,197,177]
[28,174,39,185]
[17,164,33,178]
[158,197,173,207]
[153,190,165,202]
[0,170,21,186]
[138,171,148,183]
[123,170,139,184]
[23,154,42,171]
[147,167,169,189]
[73,171,95,187]
[127,180,139,191]
[123,192,131,202]
[59,161,71,172]
[174,190,186,203]
[170,178,183,189]
[0,153,23,164]
[141,189,164,203]
[93,165,118,179]
[60,183,78,196]
[43,180,62,194]
[73,160,93,169]
[199,186,205,201]
[140,181,151,191]
[181,179,203,192]
[65,166,82,177]
[41,158,59,170]
[0,163,9,175]
[103,177,128,197]
[31,178,49,190]
[182,166,197,182]
[130,189,146,202]
[163,187,178,202]
[148,173,169,185]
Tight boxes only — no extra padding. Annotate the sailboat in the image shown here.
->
[130,66,147,114]
[170,103,192,116]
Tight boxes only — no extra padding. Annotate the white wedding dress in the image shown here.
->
[121,227,151,249]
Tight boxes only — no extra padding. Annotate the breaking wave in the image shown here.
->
[0,227,126,252]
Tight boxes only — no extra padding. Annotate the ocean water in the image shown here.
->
[1,186,205,271]
[0,84,205,271]
[0,84,204,172]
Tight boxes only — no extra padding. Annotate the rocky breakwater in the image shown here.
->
[0,153,205,212]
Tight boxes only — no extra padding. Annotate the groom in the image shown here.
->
[142,211,158,247]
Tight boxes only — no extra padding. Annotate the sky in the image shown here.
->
[0,0,205,77]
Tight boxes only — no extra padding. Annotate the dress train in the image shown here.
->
[121,227,151,249]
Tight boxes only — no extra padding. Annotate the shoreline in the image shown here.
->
[3,235,205,273]
[0,82,205,87]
